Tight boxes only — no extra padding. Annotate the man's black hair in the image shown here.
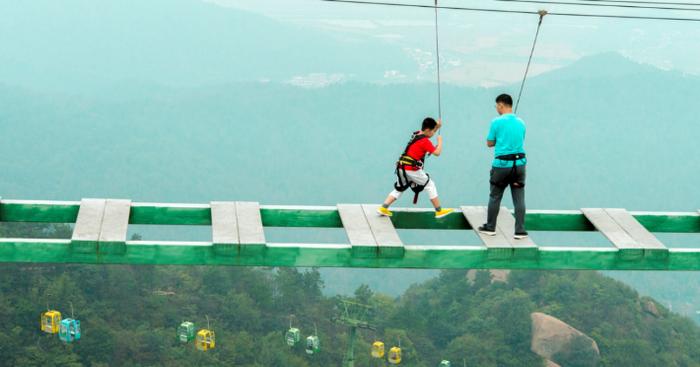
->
[496,94,513,106]
[422,117,438,131]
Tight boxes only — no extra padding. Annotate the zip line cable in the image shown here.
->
[515,10,547,113]
[319,0,700,21]
[482,0,700,11]
[434,0,443,130]
[571,0,700,6]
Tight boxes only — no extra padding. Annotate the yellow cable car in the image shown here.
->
[388,346,402,365]
[371,341,385,358]
[41,310,62,334]
[195,329,216,351]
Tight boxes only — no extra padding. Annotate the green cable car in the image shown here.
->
[178,321,196,343]
[286,327,301,346]
[305,335,320,355]
[286,315,301,347]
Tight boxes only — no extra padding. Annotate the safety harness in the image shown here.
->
[394,132,431,204]
[491,153,526,189]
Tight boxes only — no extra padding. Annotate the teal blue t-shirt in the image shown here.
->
[486,113,527,168]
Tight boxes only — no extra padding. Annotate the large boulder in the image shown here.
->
[643,299,661,318]
[531,312,600,365]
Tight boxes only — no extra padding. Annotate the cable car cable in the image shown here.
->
[572,0,700,7]
[515,10,547,114]
[319,0,700,22]
[477,0,700,12]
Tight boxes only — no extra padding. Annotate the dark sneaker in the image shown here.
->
[514,231,529,240]
[478,225,497,236]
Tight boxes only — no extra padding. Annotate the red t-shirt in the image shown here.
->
[404,136,436,171]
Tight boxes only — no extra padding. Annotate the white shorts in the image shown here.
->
[390,169,438,200]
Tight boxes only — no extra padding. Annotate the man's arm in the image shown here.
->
[486,119,497,148]
[433,136,443,156]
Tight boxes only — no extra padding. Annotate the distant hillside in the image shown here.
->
[0,0,413,91]
[1,52,699,309]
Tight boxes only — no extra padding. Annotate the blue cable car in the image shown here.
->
[58,318,81,343]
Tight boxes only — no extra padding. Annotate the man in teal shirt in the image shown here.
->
[478,94,528,239]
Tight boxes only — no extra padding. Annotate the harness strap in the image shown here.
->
[398,132,429,168]
[394,131,432,204]
[493,153,526,188]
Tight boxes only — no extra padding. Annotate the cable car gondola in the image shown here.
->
[58,303,81,343]
[195,316,215,351]
[388,346,402,364]
[305,324,320,355]
[41,310,61,334]
[196,329,216,351]
[305,335,320,355]
[371,341,385,358]
[58,318,81,343]
[178,321,196,343]
[285,315,301,347]
[286,327,301,347]
[439,360,452,367]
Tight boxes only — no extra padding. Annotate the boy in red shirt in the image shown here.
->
[378,117,454,218]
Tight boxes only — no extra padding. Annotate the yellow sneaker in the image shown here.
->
[377,206,393,217]
[435,208,454,219]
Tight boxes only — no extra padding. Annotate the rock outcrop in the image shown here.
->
[531,312,600,364]
[466,269,510,284]
[643,299,661,318]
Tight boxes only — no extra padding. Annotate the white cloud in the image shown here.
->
[286,73,348,88]
[384,70,407,80]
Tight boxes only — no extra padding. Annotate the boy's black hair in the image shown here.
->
[422,117,438,131]
[496,94,513,106]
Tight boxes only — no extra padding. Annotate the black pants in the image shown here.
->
[486,165,526,233]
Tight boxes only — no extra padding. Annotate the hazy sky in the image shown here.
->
[206,0,700,86]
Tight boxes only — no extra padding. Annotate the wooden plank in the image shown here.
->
[362,205,404,258]
[495,207,538,258]
[99,199,131,254]
[71,199,106,253]
[338,204,377,258]
[338,204,376,245]
[461,206,511,248]
[2,200,700,233]
[211,201,239,256]
[605,208,667,257]
[236,202,266,255]
[582,208,642,259]
[461,206,512,259]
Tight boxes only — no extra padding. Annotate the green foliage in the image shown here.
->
[552,335,601,367]
[2,225,700,366]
